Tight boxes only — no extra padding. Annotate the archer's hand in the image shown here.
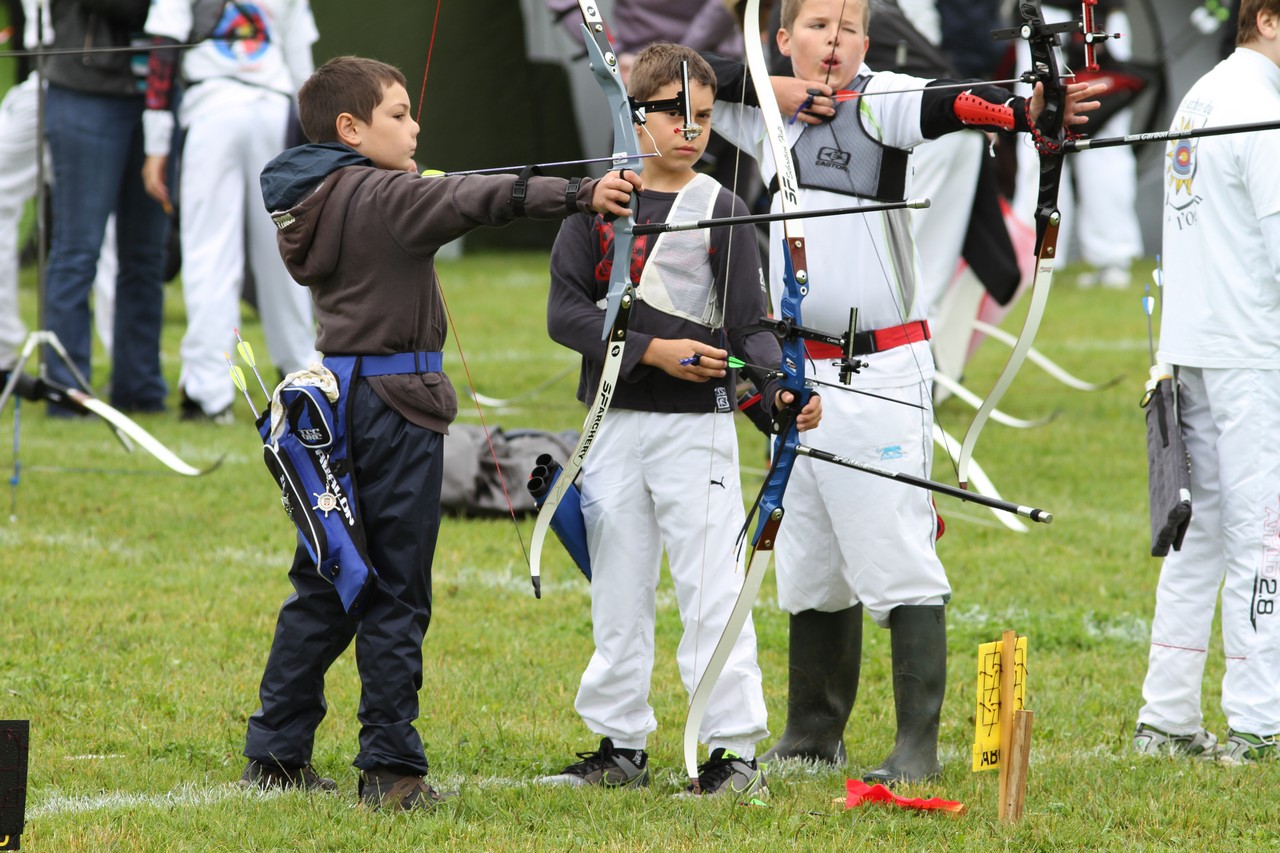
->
[642,339,728,382]
[775,77,835,126]
[1027,80,1106,129]
[777,389,822,432]
[589,170,643,219]
[142,154,171,212]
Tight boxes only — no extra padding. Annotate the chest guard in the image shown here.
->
[258,359,377,615]
[790,75,910,202]
[635,174,723,328]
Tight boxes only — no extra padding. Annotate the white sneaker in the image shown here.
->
[1218,730,1278,764]
[1077,266,1131,290]
[1133,723,1219,758]
[1098,266,1132,289]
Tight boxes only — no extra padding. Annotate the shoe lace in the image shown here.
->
[564,741,621,776]
[695,752,746,791]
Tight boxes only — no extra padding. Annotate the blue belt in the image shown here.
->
[355,351,443,377]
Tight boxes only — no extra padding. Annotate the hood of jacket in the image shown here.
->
[259,143,378,287]
[261,142,374,212]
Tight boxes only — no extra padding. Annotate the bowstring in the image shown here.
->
[692,42,756,724]
[415,0,443,125]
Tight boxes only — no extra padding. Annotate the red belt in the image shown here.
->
[805,320,931,359]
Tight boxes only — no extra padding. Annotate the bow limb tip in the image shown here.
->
[532,575,542,599]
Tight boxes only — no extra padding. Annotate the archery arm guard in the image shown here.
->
[922,81,1033,137]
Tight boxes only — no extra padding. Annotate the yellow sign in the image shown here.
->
[973,634,1027,772]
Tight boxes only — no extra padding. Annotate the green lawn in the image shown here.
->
[3,253,1276,851]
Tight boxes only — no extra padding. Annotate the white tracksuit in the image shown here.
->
[1137,48,1280,737]
[143,0,320,414]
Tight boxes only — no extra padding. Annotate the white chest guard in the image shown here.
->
[635,174,723,328]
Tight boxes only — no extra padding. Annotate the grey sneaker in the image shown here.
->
[1132,723,1219,758]
[359,768,455,811]
[538,738,649,788]
[239,759,338,791]
[685,749,768,798]
[1219,730,1279,764]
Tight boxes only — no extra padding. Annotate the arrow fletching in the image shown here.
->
[233,328,271,399]
[226,352,257,411]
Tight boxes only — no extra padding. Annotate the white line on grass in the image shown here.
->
[34,747,1157,818]
[30,783,274,817]
[446,565,682,609]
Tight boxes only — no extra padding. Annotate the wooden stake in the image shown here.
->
[1002,709,1034,822]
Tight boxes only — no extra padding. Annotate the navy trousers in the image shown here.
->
[244,381,444,775]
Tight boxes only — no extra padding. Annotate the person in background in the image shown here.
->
[1134,0,1280,765]
[141,0,320,423]
[1,0,124,385]
[41,0,168,415]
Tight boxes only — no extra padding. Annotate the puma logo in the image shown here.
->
[710,477,726,489]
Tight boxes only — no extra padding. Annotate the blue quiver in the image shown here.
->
[259,364,377,614]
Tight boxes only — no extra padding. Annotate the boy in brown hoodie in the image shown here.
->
[244,54,638,811]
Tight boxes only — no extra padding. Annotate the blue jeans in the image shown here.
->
[44,84,168,412]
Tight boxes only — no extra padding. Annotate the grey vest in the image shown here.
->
[789,75,910,202]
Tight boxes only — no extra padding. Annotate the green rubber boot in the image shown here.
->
[862,604,946,786]
[760,605,862,764]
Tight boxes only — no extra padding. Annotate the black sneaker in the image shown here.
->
[538,738,649,788]
[179,390,234,425]
[684,748,767,798]
[238,759,337,792]
[359,768,455,811]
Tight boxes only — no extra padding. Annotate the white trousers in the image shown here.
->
[0,75,115,367]
[775,361,949,625]
[1138,367,1280,735]
[178,91,317,413]
[575,410,769,754]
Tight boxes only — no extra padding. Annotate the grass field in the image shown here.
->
[3,251,1278,851]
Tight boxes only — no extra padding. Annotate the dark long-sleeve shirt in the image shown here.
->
[548,184,782,415]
